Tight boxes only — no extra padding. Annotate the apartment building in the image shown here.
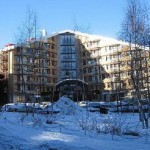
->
[51,30,150,102]
[1,30,149,103]
[47,30,129,101]
[0,40,57,103]
[52,31,89,101]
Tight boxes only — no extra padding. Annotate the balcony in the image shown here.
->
[122,56,130,61]
[22,52,32,56]
[122,46,129,52]
[15,80,22,84]
[90,53,99,58]
[121,65,131,71]
[2,56,8,61]
[14,51,20,56]
[103,78,111,83]
[43,73,49,77]
[3,63,8,69]
[111,49,121,54]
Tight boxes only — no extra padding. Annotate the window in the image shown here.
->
[17,85,20,91]
[110,55,112,60]
[122,82,126,87]
[95,67,98,74]
[83,68,86,74]
[52,37,54,41]
[61,34,75,45]
[88,67,92,73]
[92,76,95,82]
[102,74,105,80]
[27,76,30,81]
[110,64,113,68]
[51,44,54,49]
[52,69,55,75]
[17,75,20,81]
[106,65,109,70]
[83,60,86,65]
[47,87,49,91]
[108,83,111,88]
[27,86,31,90]
[52,61,54,66]
[47,69,50,74]
[48,77,51,83]
[83,52,86,56]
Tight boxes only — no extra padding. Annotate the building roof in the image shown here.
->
[47,29,128,47]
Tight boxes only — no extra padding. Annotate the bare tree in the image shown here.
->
[15,7,40,114]
[119,0,150,128]
[16,7,39,44]
[73,19,91,33]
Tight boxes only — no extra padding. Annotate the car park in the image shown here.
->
[1,103,44,113]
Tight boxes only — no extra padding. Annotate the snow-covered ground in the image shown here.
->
[0,96,150,150]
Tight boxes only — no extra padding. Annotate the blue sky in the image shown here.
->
[0,0,149,48]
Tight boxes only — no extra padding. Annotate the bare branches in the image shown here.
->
[15,7,39,44]
[119,0,150,45]
[73,19,91,33]
[119,0,150,129]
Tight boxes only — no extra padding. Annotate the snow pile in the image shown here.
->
[53,96,84,115]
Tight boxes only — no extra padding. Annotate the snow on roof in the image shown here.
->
[47,29,128,47]
[2,44,15,51]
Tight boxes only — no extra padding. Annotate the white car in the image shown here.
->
[78,101,90,107]
[1,103,18,112]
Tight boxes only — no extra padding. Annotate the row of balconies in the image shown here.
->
[15,80,49,85]
[13,90,40,94]
[103,76,131,83]
[84,55,147,67]
[14,52,32,56]
[14,51,50,59]
[1,56,8,61]
[104,86,134,91]
[15,72,50,77]
[14,61,50,68]
[98,49,121,56]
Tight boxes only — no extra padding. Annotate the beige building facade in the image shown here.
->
[1,30,149,103]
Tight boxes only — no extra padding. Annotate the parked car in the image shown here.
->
[17,103,43,112]
[87,102,107,112]
[37,103,59,114]
[1,103,44,113]
[86,101,129,113]
[1,103,18,112]
[78,101,90,108]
